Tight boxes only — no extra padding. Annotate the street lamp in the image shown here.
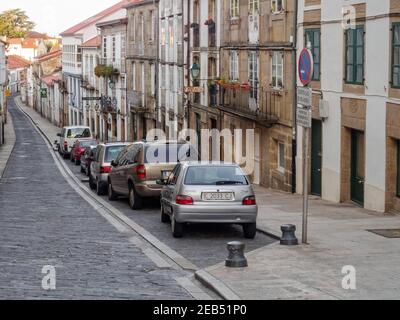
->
[190,62,200,82]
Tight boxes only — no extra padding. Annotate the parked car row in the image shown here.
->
[56,126,258,239]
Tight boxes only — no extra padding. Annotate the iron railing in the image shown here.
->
[218,85,280,125]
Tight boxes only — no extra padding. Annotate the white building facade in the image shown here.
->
[159,0,187,139]
[60,0,128,128]
[297,0,400,213]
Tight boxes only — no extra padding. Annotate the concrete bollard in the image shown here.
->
[225,241,248,268]
[280,225,299,246]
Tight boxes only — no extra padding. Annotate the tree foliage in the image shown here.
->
[0,9,35,38]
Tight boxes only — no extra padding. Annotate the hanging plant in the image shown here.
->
[95,65,119,78]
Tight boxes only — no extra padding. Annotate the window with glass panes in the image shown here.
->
[305,28,321,81]
[272,52,283,88]
[345,25,364,84]
[230,0,239,18]
[230,50,239,81]
[392,23,400,88]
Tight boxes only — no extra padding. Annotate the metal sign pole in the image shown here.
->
[302,122,310,244]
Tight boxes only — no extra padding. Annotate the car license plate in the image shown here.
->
[162,170,171,180]
[202,192,234,201]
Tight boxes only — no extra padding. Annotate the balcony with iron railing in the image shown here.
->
[217,84,280,126]
[97,58,125,74]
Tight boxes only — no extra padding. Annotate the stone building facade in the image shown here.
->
[216,0,297,190]
[125,0,158,141]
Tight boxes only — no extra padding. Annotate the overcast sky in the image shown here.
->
[1,0,120,37]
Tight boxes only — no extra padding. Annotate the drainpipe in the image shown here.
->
[291,0,299,194]
[186,0,191,130]
[155,0,160,129]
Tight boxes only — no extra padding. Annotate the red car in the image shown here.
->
[71,139,97,165]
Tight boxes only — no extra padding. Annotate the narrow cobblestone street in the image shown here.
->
[0,98,194,299]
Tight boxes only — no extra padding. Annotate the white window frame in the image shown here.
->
[271,52,283,89]
[271,0,284,14]
[230,50,239,81]
[132,63,136,91]
[230,0,239,18]
[278,142,285,173]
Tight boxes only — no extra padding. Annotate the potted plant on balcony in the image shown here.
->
[241,82,251,91]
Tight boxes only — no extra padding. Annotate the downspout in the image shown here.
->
[155,0,160,129]
[186,0,191,130]
[292,0,299,194]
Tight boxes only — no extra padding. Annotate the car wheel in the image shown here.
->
[108,182,118,201]
[63,152,68,159]
[89,175,96,190]
[80,165,85,174]
[243,223,257,239]
[171,213,184,238]
[70,154,75,163]
[96,180,105,196]
[161,204,170,223]
[75,159,80,166]
[128,187,143,210]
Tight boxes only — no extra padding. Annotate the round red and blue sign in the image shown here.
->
[298,48,314,86]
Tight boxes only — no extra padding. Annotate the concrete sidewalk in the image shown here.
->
[0,107,16,179]
[15,96,400,300]
[204,187,400,300]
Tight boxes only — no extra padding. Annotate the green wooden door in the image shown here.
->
[351,130,365,205]
[311,120,322,196]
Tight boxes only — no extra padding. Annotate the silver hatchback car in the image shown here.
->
[159,162,258,239]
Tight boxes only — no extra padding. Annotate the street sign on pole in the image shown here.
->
[297,107,312,128]
[297,87,312,107]
[297,47,315,245]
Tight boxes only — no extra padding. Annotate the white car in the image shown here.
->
[57,126,93,159]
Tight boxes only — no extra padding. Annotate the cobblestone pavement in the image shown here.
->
[0,98,193,300]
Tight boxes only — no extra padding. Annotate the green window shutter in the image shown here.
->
[305,28,321,81]
[392,23,400,88]
[345,25,364,85]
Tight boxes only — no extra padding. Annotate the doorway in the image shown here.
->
[311,119,322,196]
[351,129,365,205]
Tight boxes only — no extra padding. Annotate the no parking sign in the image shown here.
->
[298,48,314,86]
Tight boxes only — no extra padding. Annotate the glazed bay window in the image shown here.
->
[271,52,283,89]
[392,23,400,88]
[230,0,239,19]
[305,28,321,81]
[271,0,284,14]
[230,50,239,81]
[345,25,364,85]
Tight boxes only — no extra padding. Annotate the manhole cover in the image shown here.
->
[368,229,400,238]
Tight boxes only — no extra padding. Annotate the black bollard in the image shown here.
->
[225,241,248,268]
[280,224,299,246]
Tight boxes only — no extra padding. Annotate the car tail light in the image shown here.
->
[100,166,112,174]
[176,195,194,205]
[243,196,256,206]
[136,165,146,180]
[79,148,85,154]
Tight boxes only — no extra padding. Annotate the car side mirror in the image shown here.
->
[111,160,118,167]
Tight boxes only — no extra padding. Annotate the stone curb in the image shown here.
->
[195,270,241,300]
[0,109,16,180]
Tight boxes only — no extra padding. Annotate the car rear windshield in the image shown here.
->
[105,146,126,163]
[80,140,96,148]
[144,144,197,164]
[184,166,249,186]
[67,128,91,138]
